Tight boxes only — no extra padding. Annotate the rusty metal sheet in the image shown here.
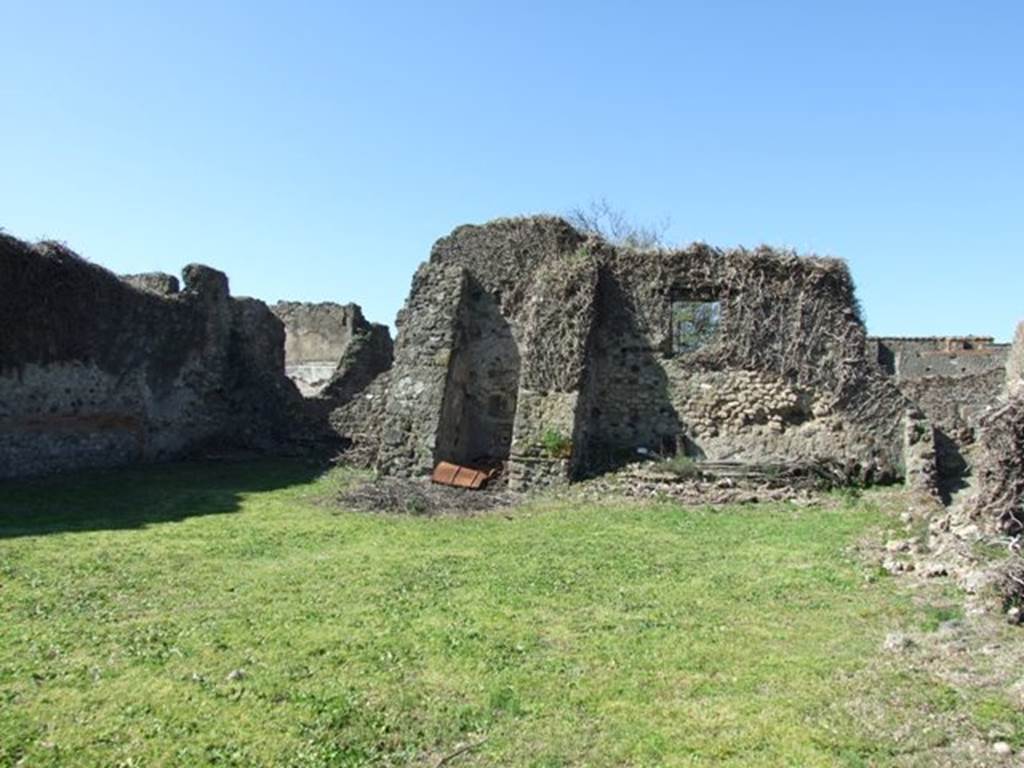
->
[431,461,490,490]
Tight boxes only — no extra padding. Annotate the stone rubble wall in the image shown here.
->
[975,397,1024,535]
[509,252,600,487]
[869,335,1013,483]
[327,371,392,468]
[122,272,181,295]
[974,321,1024,534]
[0,234,302,479]
[266,300,394,462]
[11,215,1002,494]
[896,369,1006,443]
[271,301,392,397]
[579,242,909,484]
[318,320,393,406]
[375,263,470,476]
[869,336,1010,379]
[904,408,940,497]
[1008,322,1024,397]
[377,216,913,488]
[896,368,1007,477]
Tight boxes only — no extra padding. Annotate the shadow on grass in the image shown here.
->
[0,458,328,539]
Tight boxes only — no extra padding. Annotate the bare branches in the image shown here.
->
[565,198,671,250]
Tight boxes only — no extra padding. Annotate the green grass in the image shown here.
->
[973,697,1024,749]
[918,600,964,632]
[0,460,1012,766]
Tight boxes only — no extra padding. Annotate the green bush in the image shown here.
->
[541,429,573,459]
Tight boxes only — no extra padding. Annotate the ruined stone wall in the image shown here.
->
[896,369,1006,474]
[579,244,907,483]
[975,398,1024,535]
[973,322,1024,533]
[271,302,391,396]
[263,300,393,463]
[869,337,1009,379]
[327,371,391,467]
[317,317,393,407]
[375,219,592,484]
[869,336,1011,481]
[122,272,180,295]
[0,234,301,479]
[377,216,911,488]
[433,277,522,465]
[1008,322,1024,397]
[371,261,464,476]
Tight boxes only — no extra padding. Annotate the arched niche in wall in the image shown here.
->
[434,277,522,467]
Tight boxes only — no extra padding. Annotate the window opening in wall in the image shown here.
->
[671,298,721,355]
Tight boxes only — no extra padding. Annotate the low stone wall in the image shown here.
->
[0,235,301,479]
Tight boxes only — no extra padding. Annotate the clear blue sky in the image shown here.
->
[2,1,1021,339]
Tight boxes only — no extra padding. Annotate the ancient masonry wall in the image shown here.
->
[377,216,912,489]
[975,322,1024,534]
[1008,323,1024,397]
[271,302,391,397]
[0,234,302,479]
[869,336,1011,478]
[869,336,1010,379]
[270,301,394,463]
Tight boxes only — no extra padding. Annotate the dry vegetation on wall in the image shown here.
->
[518,249,599,393]
[377,215,909,486]
[976,398,1024,537]
[0,236,199,376]
[565,202,871,410]
[600,244,866,393]
[587,239,905,482]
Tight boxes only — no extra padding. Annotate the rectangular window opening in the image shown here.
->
[671,298,721,355]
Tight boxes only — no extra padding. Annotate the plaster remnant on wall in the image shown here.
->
[271,302,393,397]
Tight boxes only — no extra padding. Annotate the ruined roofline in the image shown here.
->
[430,214,853,273]
[0,232,233,305]
[272,300,364,313]
[869,335,1005,345]
[271,301,390,337]
[870,335,1011,353]
[1,231,389,331]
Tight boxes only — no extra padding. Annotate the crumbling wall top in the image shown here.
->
[271,301,366,366]
[0,232,302,478]
[1008,321,1024,397]
[123,272,180,295]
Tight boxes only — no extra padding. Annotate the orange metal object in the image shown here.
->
[431,461,491,490]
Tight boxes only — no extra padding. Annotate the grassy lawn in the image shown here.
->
[0,460,1012,766]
